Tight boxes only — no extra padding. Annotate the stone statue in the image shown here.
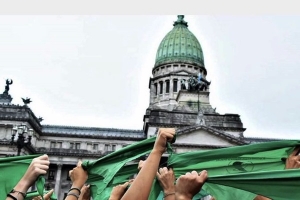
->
[180,79,188,90]
[22,97,32,105]
[185,73,211,92]
[3,79,13,95]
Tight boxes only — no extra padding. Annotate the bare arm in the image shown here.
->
[6,155,50,200]
[156,167,176,200]
[65,161,88,200]
[121,128,175,200]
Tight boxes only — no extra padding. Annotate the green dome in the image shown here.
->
[154,15,204,68]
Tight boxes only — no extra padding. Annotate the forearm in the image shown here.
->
[6,179,29,200]
[121,150,162,200]
[65,184,83,200]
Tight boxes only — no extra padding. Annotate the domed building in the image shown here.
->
[143,16,253,151]
[0,15,274,199]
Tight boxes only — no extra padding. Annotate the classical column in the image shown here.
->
[170,78,173,98]
[54,164,62,199]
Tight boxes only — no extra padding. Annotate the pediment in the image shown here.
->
[175,126,245,147]
[174,69,190,75]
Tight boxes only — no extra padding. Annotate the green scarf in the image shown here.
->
[0,155,46,200]
[83,138,300,200]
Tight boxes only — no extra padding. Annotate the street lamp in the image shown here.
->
[10,125,33,156]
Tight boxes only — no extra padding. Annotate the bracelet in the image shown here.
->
[6,194,17,200]
[164,192,175,198]
[67,192,80,199]
[10,189,27,198]
[68,187,81,195]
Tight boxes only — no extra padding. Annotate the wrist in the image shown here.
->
[151,149,164,156]
[71,183,84,190]
[175,193,192,200]
[14,178,30,194]
[163,187,176,194]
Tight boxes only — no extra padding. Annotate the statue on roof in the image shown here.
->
[3,79,13,95]
[182,72,210,92]
[22,97,32,105]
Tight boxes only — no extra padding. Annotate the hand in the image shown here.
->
[138,160,145,171]
[79,185,91,200]
[285,146,300,169]
[175,170,208,200]
[156,167,175,194]
[254,195,271,200]
[69,160,88,189]
[153,128,175,155]
[109,182,129,200]
[19,154,50,190]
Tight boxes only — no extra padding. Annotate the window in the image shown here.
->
[57,142,62,148]
[93,144,98,150]
[75,143,80,150]
[159,81,163,94]
[48,169,55,181]
[154,83,157,96]
[165,80,170,93]
[50,142,56,149]
[104,144,109,151]
[173,80,178,92]
[70,143,74,149]
[112,145,116,151]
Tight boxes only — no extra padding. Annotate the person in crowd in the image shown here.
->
[156,167,176,200]
[6,154,50,200]
[65,160,88,200]
[32,189,54,200]
[109,182,130,200]
[78,184,91,200]
[254,146,300,200]
[120,128,176,200]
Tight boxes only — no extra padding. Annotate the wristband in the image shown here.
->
[68,187,81,195]
[67,192,80,199]
[6,194,17,200]
[10,189,27,198]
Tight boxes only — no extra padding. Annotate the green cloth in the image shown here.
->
[168,140,300,200]
[0,155,46,200]
[25,190,57,200]
[82,136,156,199]
[83,138,300,200]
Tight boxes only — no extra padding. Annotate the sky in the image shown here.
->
[0,15,299,139]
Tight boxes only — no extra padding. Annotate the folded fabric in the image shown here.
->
[0,155,46,200]
[82,136,156,199]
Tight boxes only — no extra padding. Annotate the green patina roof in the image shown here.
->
[154,15,204,68]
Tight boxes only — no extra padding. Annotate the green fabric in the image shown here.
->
[83,138,300,200]
[82,136,156,199]
[25,190,57,200]
[0,155,46,200]
[168,140,300,200]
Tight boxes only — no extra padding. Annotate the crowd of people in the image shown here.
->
[5,128,300,200]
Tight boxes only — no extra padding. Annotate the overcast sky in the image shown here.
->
[0,15,299,139]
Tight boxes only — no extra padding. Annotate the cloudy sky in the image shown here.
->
[0,15,299,139]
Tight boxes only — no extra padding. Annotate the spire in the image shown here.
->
[173,15,188,27]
